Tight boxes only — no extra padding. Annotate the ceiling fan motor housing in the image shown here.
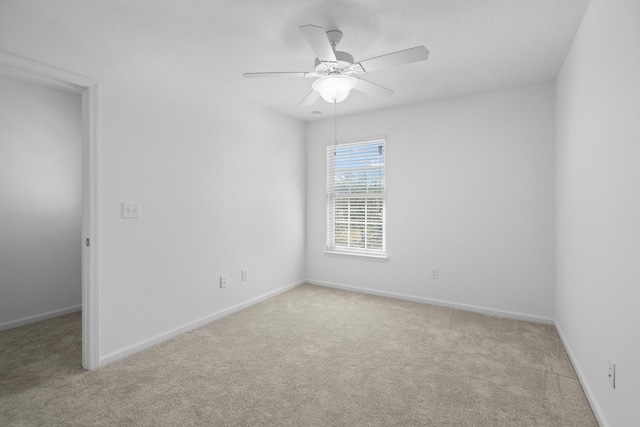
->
[314,51,355,74]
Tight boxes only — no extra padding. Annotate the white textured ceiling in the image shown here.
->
[10,0,590,121]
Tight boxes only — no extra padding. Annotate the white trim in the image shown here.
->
[555,322,608,427]
[325,134,388,147]
[99,280,305,367]
[306,279,555,324]
[0,305,82,331]
[0,53,95,89]
[324,250,388,261]
[82,80,100,371]
[0,51,100,371]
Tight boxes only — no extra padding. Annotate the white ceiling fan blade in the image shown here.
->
[299,24,337,63]
[243,72,314,78]
[299,90,321,106]
[358,46,429,73]
[354,78,394,98]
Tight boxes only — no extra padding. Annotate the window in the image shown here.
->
[326,138,386,257]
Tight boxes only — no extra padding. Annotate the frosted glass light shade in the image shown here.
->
[312,75,357,103]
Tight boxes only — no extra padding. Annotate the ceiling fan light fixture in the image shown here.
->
[312,74,357,103]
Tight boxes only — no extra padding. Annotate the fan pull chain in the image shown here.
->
[334,100,337,155]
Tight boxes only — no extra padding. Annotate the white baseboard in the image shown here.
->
[99,279,305,367]
[555,322,608,427]
[306,279,554,324]
[0,305,82,331]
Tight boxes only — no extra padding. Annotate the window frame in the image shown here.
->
[325,137,387,259]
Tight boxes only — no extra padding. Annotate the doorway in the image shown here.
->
[0,52,99,370]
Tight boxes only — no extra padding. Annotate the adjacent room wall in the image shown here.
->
[0,74,82,330]
[0,3,306,364]
[555,1,640,426]
[306,82,556,321]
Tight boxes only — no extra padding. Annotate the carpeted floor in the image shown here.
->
[0,284,597,426]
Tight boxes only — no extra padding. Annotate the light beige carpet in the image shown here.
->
[1,284,597,426]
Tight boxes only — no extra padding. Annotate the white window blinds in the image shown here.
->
[326,139,386,256]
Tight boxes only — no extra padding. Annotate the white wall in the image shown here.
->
[555,1,640,426]
[0,3,306,363]
[0,74,82,329]
[306,83,556,321]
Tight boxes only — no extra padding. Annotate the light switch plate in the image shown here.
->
[122,203,140,219]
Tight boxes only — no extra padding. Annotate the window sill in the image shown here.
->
[324,250,388,261]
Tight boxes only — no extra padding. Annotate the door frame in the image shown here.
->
[0,51,100,370]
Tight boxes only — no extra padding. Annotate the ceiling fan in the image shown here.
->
[243,24,429,106]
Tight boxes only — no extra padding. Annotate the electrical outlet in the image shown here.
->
[220,275,227,288]
[608,360,616,388]
[122,202,140,219]
[241,269,248,281]
[431,268,439,279]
